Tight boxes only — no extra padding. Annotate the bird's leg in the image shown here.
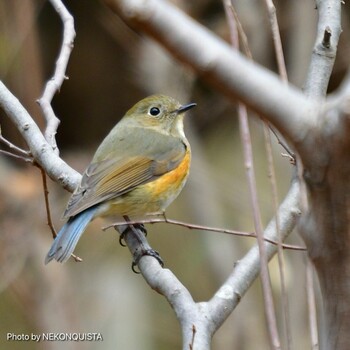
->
[118,215,164,273]
[116,215,146,246]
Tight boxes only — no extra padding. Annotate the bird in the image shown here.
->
[45,95,196,264]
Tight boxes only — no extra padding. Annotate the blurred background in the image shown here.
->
[0,0,349,349]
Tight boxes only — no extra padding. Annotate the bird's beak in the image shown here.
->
[176,102,197,114]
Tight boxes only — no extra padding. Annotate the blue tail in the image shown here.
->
[45,206,98,264]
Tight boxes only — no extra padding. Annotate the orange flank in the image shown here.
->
[148,148,191,196]
[105,149,191,217]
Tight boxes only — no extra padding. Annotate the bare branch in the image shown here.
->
[0,149,32,163]
[105,217,305,251]
[304,0,342,98]
[263,0,288,82]
[238,104,281,349]
[262,2,292,346]
[115,176,301,349]
[0,126,30,157]
[264,125,293,350]
[306,258,319,350]
[207,180,301,332]
[119,224,212,350]
[268,124,296,161]
[189,325,196,350]
[37,0,76,152]
[39,166,57,239]
[103,0,320,156]
[297,3,350,349]
[228,3,295,164]
[0,81,80,191]
[0,124,32,162]
[226,3,290,347]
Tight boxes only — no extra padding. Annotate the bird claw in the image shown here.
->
[119,216,163,273]
[131,248,164,274]
[119,234,127,247]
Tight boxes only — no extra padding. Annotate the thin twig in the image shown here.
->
[281,153,296,165]
[262,1,293,348]
[0,127,33,162]
[228,6,295,347]
[37,0,76,152]
[264,125,293,350]
[227,3,249,56]
[39,166,57,239]
[263,0,288,82]
[225,2,281,348]
[39,165,82,262]
[189,325,196,350]
[306,257,319,350]
[267,123,296,161]
[239,104,281,350]
[105,217,305,251]
[228,3,295,163]
[0,149,32,162]
[0,131,30,157]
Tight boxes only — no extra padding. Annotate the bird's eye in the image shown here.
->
[149,107,161,116]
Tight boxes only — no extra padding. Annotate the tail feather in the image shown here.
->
[45,206,98,264]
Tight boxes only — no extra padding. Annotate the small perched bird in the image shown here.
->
[45,95,196,264]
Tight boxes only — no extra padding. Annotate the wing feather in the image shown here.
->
[63,127,186,218]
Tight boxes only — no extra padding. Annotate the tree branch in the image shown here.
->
[0,3,310,348]
[103,0,320,157]
[263,0,288,82]
[119,179,301,348]
[208,179,301,331]
[119,224,212,350]
[37,0,76,153]
[106,217,305,250]
[297,2,350,349]
[0,81,80,191]
[304,0,342,98]
[239,101,281,349]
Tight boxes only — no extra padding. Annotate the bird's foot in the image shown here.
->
[131,248,164,274]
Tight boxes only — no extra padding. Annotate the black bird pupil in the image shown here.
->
[150,107,160,116]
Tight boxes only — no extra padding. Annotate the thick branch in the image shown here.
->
[299,2,350,350]
[119,179,301,348]
[103,0,320,158]
[119,224,212,350]
[208,179,301,331]
[304,0,342,98]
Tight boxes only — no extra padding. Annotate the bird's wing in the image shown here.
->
[63,130,186,218]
